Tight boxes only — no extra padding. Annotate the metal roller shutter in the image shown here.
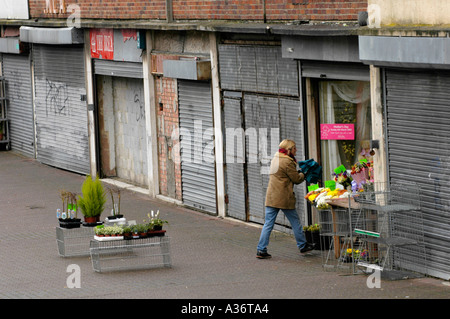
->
[385,68,450,280]
[33,45,89,174]
[243,94,307,228]
[93,59,143,79]
[218,44,299,96]
[2,54,35,157]
[178,80,217,213]
[244,94,280,225]
[280,97,307,227]
[219,44,306,229]
[223,92,246,220]
[301,60,370,81]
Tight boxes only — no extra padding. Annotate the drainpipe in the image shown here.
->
[263,0,267,23]
[83,30,97,178]
[166,0,173,23]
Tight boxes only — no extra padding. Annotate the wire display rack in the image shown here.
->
[318,207,360,272]
[319,182,426,278]
[352,182,426,278]
[90,236,172,272]
[56,226,95,257]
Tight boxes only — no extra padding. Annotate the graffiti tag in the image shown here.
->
[46,79,69,116]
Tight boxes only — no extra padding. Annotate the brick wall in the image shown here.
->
[29,0,367,21]
[173,0,367,21]
[172,0,264,20]
[265,0,368,21]
[29,0,166,20]
[156,76,182,201]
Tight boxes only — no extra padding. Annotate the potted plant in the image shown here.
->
[148,210,168,231]
[94,225,105,237]
[109,225,123,237]
[309,224,321,249]
[303,224,330,250]
[303,225,313,243]
[122,225,132,239]
[131,225,140,239]
[104,226,113,237]
[137,223,149,238]
[58,190,81,228]
[106,185,123,220]
[340,248,367,263]
[78,175,106,226]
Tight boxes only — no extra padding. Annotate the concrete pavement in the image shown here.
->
[0,151,448,303]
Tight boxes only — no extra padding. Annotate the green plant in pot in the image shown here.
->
[58,190,81,228]
[130,225,140,238]
[107,185,123,219]
[137,223,149,237]
[122,225,132,239]
[303,224,322,248]
[148,210,168,231]
[94,225,105,237]
[78,175,106,225]
[303,225,313,243]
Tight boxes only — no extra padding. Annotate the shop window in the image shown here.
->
[317,80,371,184]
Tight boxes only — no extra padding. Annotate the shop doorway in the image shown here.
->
[309,79,371,184]
[96,75,148,187]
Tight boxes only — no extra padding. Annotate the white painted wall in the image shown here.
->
[0,0,29,19]
[369,0,450,25]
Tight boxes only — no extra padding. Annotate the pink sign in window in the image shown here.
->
[320,124,355,140]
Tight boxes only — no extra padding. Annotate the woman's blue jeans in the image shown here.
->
[257,206,307,252]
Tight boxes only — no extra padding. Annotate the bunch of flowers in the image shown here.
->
[344,248,368,261]
[304,224,321,232]
[351,161,371,175]
[332,170,353,189]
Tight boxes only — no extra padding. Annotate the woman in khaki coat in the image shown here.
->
[256,139,315,259]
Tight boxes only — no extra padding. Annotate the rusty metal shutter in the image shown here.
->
[33,44,89,174]
[385,68,450,280]
[178,80,216,213]
[2,54,35,158]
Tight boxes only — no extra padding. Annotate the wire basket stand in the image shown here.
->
[352,182,426,278]
[319,181,426,278]
[318,207,360,273]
